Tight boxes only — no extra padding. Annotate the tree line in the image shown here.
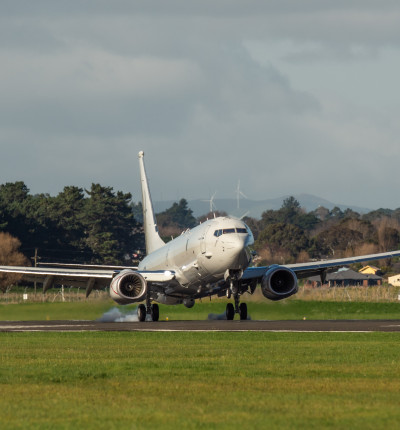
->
[0,181,143,265]
[1,180,400,275]
[245,196,400,272]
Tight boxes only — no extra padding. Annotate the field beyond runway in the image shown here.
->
[2,319,400,332]
[1,330,400,429]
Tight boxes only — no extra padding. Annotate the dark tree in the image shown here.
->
[260,196,319,231]
[0,181,30,236]
[314,225,364,257]
[131,201,143,224]
[256,222,309,259]
[0,181,143,265]
[157,199,196,229]
[155,199,196,240]
[84,184,138,264]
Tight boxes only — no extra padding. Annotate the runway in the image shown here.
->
[1,319,400,332]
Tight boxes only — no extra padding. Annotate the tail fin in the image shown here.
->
[138,151,165,254]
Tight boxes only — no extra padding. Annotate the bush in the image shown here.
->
[0,232,30,292]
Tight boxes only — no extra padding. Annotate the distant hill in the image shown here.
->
[153,194,372,219]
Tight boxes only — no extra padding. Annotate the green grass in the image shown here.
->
[1,299,400,321]
[1,331,400,429]
[0,300,116,321]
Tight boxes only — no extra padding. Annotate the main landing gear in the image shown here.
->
[225,299,247,321]
[138,294,159,322]
[225,279,247,321]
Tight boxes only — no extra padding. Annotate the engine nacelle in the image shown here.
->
[110,270,147,305]
[261,265,298,301]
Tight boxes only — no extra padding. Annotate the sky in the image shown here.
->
[1,1,400,209]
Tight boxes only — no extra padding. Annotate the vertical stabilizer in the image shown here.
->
[138,151,165,254]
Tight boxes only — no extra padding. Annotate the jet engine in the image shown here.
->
[261,265,298,301]
[110,270,147,305]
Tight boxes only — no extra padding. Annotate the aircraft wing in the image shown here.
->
[0,266,116,294]
[0,265,176,297]
[242,250,400,282]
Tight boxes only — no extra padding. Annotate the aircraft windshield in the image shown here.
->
[213,228,248,237]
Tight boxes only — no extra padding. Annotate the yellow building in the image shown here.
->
[359,265,381,275]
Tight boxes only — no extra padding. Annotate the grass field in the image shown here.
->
[1,299,400,429]
[1,331,400,429]
[1,298,400,321]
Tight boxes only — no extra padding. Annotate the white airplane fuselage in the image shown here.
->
[138,216,254,300]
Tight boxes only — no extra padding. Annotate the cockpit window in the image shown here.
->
[223,228,236,234]
[214,227,249,237]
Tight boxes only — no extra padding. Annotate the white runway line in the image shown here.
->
[0,324,93,330]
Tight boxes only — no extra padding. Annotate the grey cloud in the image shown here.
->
[0,2,400,209]
[3,2,400,54]
[3,1,400,17]
[0,36,317,138]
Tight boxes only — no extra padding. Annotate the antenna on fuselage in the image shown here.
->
[138,151,165,255]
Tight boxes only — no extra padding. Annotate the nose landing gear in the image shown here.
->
[225,279,248,321]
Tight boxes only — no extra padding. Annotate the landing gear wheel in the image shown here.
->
[151,304,159,322]
[226,303,235,320]
[239,303,247,321]
[138,304,146,322]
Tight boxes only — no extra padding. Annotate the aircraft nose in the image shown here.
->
[221,234,251,269]
[222,234,246,250]
[222,231,254,250]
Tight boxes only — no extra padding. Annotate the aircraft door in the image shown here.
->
[200,225,211,254]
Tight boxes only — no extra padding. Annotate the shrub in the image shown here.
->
[0,232,30,292]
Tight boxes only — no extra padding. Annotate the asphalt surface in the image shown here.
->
[1,319,400,332]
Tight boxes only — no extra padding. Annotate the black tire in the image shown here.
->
[226,303,235,320]
[137,304,146,322]
[239,303,247,321]
[151,303,159,322]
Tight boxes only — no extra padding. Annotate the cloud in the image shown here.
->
[0,46,203,135]
[0,2,400,209]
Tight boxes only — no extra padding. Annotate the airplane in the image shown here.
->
[1,150,400,322]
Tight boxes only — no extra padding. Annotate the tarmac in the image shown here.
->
[1,319,400,332]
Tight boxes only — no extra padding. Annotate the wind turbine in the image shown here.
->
[236,180,247,209]
[239,210,250,220]
[202,191,217,213]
